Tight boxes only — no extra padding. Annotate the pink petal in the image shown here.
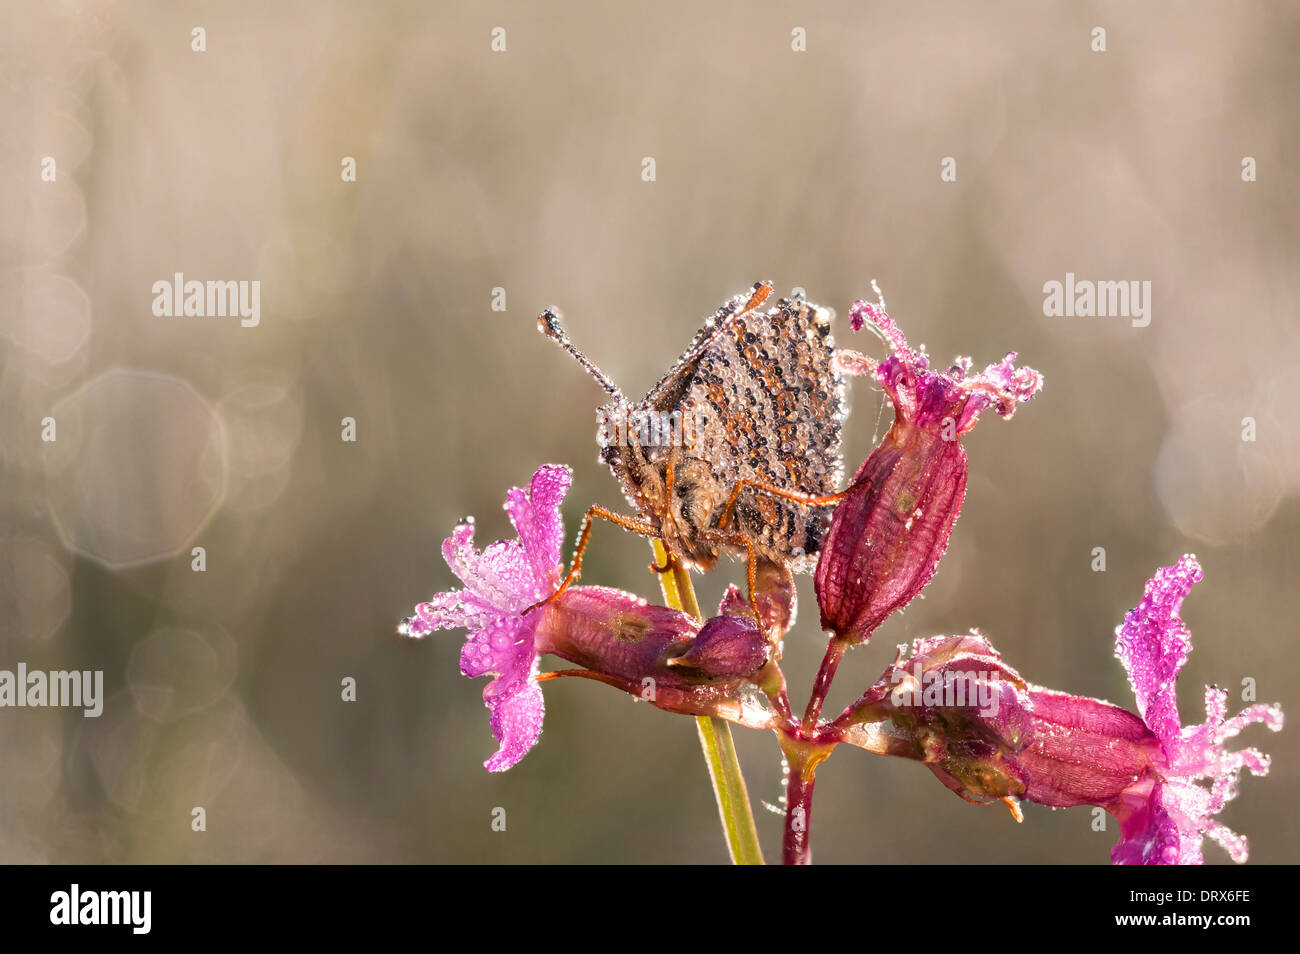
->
[1113,555,1201,745]
[504,464,572,597]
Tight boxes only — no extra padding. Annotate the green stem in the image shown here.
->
[652,539,765,865]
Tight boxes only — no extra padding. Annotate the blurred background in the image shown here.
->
[2,0,1297,864]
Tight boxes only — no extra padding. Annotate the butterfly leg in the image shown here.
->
[649,459,679,575]
[524,505,659,615]
[698,527,761,622]
[561,505,660,592]
[715,476,872,534]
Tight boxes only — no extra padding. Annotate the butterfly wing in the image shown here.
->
[647,286,848,568]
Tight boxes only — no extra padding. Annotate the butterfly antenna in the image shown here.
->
[538,308,624,400]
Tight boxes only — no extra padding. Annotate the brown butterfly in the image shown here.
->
[539,281,867,619]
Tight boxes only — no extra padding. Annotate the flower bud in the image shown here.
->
[533,586,771,723]
[838,635,1164,813]
[717,559,797,646]
[668,613,772,679]
[814,302,1041,643]
[839,635,1041,803]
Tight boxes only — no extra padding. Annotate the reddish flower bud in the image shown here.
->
[718,559,797,645]
[533,586,772,725]
[838,634,1041,801]
[670,613,771,679]
[814,302,1041,643]
[836,633,1166,830]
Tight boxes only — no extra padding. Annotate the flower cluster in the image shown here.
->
[398,291,1281,864]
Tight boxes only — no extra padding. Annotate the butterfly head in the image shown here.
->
[538,306,652,517]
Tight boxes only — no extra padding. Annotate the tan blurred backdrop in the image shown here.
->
[2,0,1298,863]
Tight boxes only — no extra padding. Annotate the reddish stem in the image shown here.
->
[778,634,853,864]
[778,735,833,865]
[782,762,817,865]
[802,636,849,731]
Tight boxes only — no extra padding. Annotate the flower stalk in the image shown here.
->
[803,635,849,732]
[778,735,833,864]
[652,539,765,866]
[783,759,815,865]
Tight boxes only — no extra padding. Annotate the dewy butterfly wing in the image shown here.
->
[539,281,851,579]
[647,285,850,571]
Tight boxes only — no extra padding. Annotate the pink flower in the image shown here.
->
[814,301,1042,643]
[1110,556,1284,864]
[834,557,1283,864]
[399,464,571,771]
[401,465,772,771]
